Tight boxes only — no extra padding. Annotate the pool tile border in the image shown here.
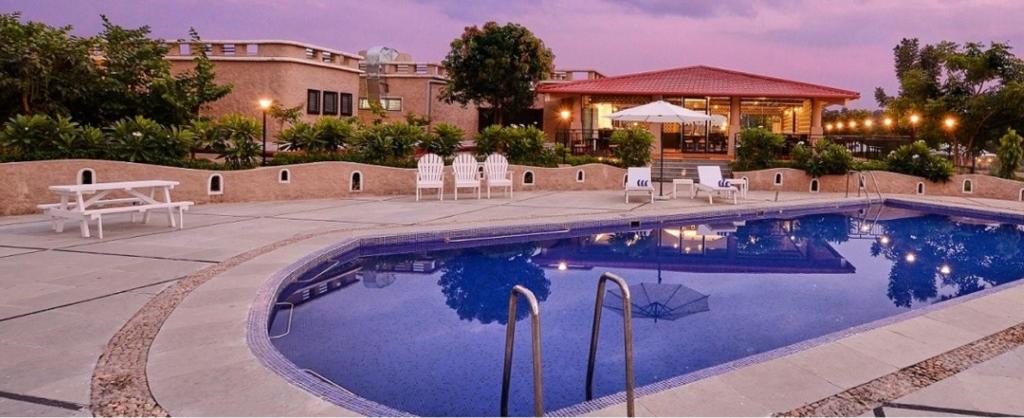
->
[245,198,1024,417]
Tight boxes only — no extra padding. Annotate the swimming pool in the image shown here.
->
[263,203,1024,416]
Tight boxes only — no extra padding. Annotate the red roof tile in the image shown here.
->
[537,65,859,100]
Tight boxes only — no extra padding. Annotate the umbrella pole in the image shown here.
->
[659,127,666,197]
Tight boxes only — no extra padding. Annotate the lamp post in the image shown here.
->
[943,116,958,167]
[909,113,920,140]
[258,98,273,165]
[559,109,571,163]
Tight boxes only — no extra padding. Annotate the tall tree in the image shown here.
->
[0,13,95,119]
[441,22,553,125]
[876,38,1024,170]
[149,28,232,125]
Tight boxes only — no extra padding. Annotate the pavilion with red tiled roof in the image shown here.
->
[536,65,860,161]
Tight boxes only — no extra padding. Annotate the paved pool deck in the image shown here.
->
[0,189,1021,416]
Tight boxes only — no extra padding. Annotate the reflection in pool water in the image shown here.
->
[269,207,1024,416]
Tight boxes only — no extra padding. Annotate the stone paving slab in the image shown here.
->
[0,213,242,250]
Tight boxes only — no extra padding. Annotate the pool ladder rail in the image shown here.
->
[500,273,636,417]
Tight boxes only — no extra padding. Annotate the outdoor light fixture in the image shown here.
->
[825,123,833,131]
[880,236,891,245]
[940,265,952,275]
[559,109,571,120]
[883,117,893,127]
[849,120,858,128]
[257,98,273,165]
[557,262,568,271]
[944,117,957,129]
[905,253,917,262]
[836,122,845,129]
[864,119,874,127]
[909,114,921,125]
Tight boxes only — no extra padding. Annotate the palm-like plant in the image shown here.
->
[211,114,260,169]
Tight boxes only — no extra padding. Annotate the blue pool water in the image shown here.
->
[269,205,1024,416]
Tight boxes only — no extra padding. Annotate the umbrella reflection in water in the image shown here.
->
[604,282,708,322]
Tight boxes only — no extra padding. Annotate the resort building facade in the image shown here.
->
[355,48,479,137]
[536,65,860,159]
[165,40,364,144]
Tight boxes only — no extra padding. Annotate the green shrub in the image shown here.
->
[269,151,351,166]
[352,121,426,164]
[313,118,355,152]
[107,116,189,165]
[792,139,853,177]
[610,126,653,167]
[276,122,318,152]
[0,114,93,160]
[733,128,784,171]
[421,123,464,157]
[852,159,889,171]
[886,140,954,182]
[504,125,548,164]
[209,114,261,169]
[995,128,1023,179]
[474,124,505,155]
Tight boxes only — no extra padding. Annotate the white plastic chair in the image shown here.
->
[483,153,514,199]
[452,153,481,200]
[695,165,738,204]
[624,167,655,203]
[416,153,444,201]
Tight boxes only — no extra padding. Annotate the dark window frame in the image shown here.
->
[340,93,353,116]
[322,91,339,115]
[307,89,321,115]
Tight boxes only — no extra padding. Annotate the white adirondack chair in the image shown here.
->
[624,167,655,203]
[695,165,738,204]
[483,153,514,199]
[452,153,481,200]
[416,153,444,201]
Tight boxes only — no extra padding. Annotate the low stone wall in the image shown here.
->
[734,167,1024,202]
[0,159,626,216]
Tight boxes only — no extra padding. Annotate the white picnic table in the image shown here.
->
[40,180,194,239]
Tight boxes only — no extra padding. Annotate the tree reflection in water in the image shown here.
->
[872,216,1024,308]
[437,243,550,325]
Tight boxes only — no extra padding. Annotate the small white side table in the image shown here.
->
[672,178,695,199]
[726,178,748,199]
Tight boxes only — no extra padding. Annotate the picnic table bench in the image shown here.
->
[39,180,194,239]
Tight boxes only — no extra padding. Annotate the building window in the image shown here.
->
[77,168,95,185]
[323,91,339,115]
[203,43,213,54]
[340,93,353,116]
[307,90,321,114]
[962,179,973,194]
[208,174,223,195]
[523,171,535,185]
[350,171,362,192]
[305,48,315,59]
[223,44,236,55]
[358,97,402,112]
[321,51,332,63]
[246,44,258,55]
[279,169,291,184]
[179,43,191,55]
[415,64,428,74]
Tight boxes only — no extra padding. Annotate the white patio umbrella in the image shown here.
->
[608,100,713,197]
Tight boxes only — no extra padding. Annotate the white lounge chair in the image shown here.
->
[695,165,738,204]
[624,167,655,203]
[483,153,514,199]
[416,153,444,201]
[452,153,481,200]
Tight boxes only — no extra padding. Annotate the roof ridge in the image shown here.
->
[692,65,859,96]
[540,65,703,89]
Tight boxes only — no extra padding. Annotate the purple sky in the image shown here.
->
[4,0,1023,107]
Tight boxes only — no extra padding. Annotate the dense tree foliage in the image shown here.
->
[0,13,231,126]
[441,22,553,125]
[875,38,1024,169]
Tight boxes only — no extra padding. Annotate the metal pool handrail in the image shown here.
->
[586,272,636,417]
[501,285,544,417]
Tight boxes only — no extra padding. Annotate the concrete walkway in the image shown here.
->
[0,189,1021,416]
